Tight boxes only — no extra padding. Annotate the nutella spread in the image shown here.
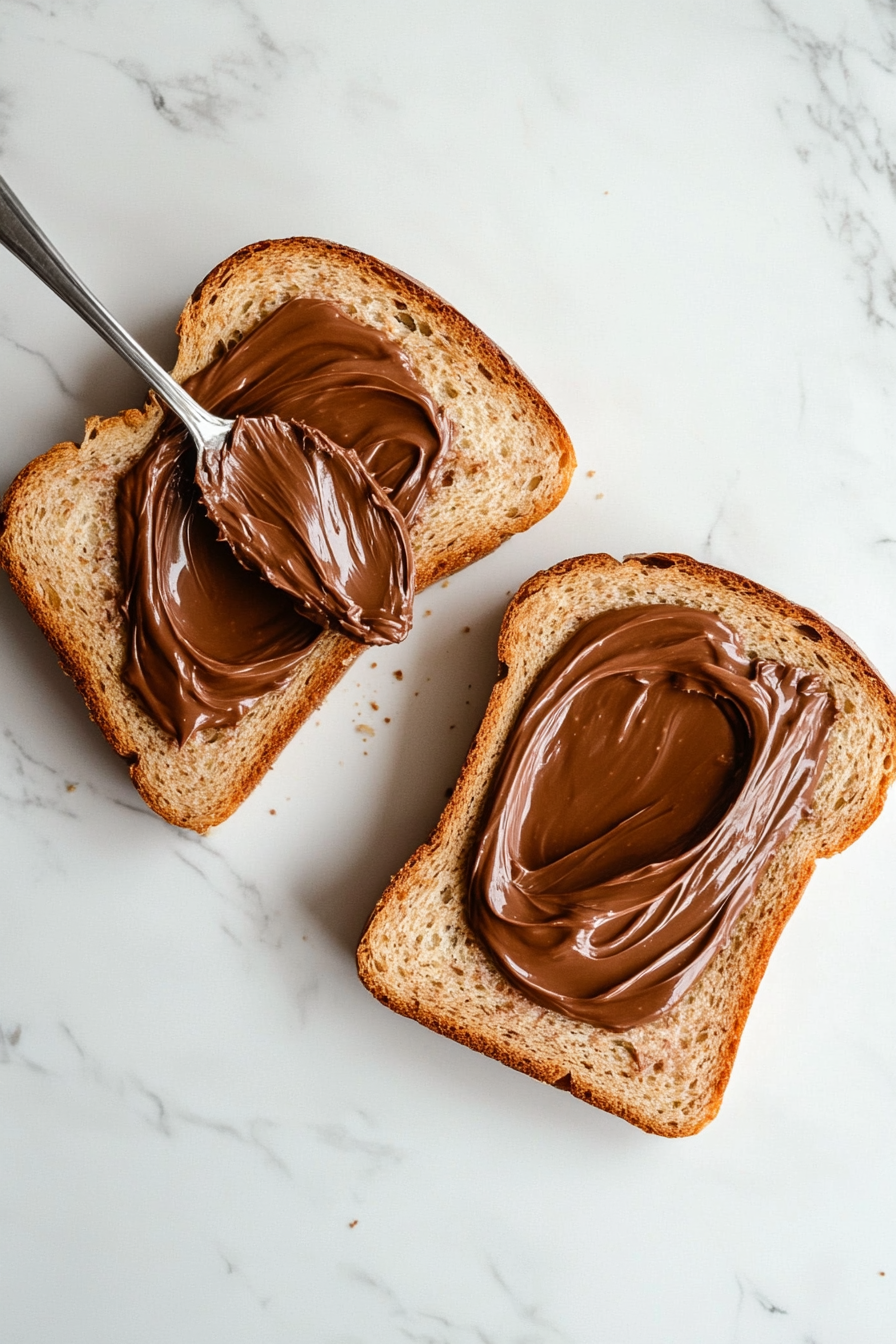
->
[469,605,836,1030]
[197,415,413,644]
[118,297,451,742]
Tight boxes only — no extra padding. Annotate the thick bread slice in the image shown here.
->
[357,553,896,1137]
[0,238,574,832]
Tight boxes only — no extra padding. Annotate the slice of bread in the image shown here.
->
[0,238,574,832]
[357,553,896,1136]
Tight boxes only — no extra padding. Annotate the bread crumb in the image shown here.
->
[587,470,596,478]
[595,493,604,500]
[424,609,432,616]
[394,670,403,681]
[357,724,375,736]
[370,662,377,668]
[384,717,391,724]
[441,581,449,587]
[269,808,276,815]
[370,702,379,711]
[349,1220,358,1229]
[65,782,78,793]
[462,626,470,634]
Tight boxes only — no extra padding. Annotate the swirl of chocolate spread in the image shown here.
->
[468,604,837,1031]
[118,297,451,743]
[197,415,414,645]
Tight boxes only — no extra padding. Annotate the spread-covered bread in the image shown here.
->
[469,604,836,1031]
[118,295,444,743]
[358,554,896,1136]
[0,238,574,830]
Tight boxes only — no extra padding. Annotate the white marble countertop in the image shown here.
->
[2,2,896,1340]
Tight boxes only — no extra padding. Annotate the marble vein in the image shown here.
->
[0,327,78,398]
[88,0,295,137]
[343,1259,573,1344]
[764,0,896,328]
[4,1021,297,1175]
[730,1275,794,1342]
[219,1251,272,1312]
[310,1117,403,1179]
[0,1021,48,1075]
[0,726,78,823]
[173,832,283,948]
[701,470,741,566]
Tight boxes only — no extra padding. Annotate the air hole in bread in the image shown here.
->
[396,312,416,332]
[417,319,433,337]
[496,661,509,681]
[639,555,675,569]
[884,753,893,771]
[527,475,543,491]
[794,622,823,642]
[394,300,408,310]
[552,1072,573,1091]
[478,363,494,382]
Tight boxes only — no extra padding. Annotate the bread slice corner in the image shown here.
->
[0,238,574,831]
[357,552,896,1136]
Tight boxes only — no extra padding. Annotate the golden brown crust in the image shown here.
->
[0,238,574,831]
[357,553,896,1136]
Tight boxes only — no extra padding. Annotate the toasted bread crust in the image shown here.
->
[0,238,574,831]
[358,554,896,1136]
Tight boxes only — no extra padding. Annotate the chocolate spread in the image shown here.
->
[468,604,837,1031]
[118,297,451,743]
[197,415,413,645]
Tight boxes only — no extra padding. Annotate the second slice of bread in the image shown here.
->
[357,553,896,1136]
[0,238,574,832]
